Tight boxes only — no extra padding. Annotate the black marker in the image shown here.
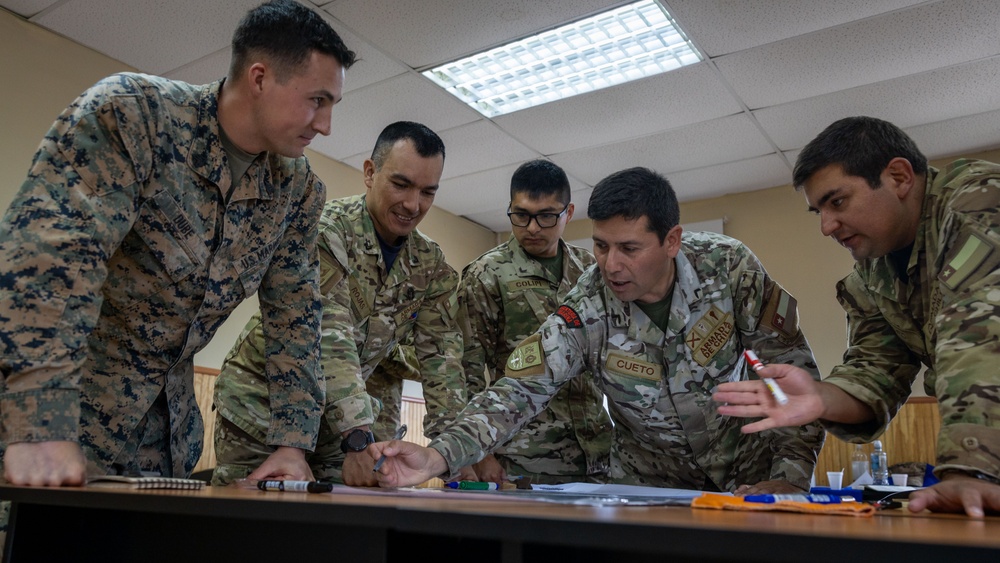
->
[257,480,333,493]
[372,424,407,473]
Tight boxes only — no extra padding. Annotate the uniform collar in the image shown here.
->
[187,79,274,202]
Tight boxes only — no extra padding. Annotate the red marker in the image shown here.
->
[743,350,789,405]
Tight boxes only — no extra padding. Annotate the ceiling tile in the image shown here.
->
[494,62,742,155]
[317,11,408,93]
[905,109,1000,159]
[325,0,634,68]
[163,48,230,86]
[438,121,541,180]
[551,113,775,185]
[754,55,1000,151]
[667,154,793,202]
[0,0,60,17]
[435,163,591,217]
[308,72,482,161]
[665,0,926,56]
[33,0,262,75]
[715,0,1000,109]
[435,165,521,217]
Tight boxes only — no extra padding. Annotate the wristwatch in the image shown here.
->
[339,428,375,453]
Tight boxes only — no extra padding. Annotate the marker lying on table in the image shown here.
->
[745,494,852,504]
[743,349,789,405]
[257,480,333,493]
[446,481,516,491]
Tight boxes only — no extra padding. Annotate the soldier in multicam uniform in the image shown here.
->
[370,167,825,494]
[0,0,353,487]
[716,116,1000,516]
[459,159,612,485]
[212,121,469,487]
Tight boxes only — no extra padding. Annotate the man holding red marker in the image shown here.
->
[371,167,824,494]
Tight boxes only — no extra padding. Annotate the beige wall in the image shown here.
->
[0,10,495,368]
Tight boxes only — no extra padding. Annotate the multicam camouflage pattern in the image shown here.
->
[367,343,418,442]
[824,160,1000,479]
[213,194,465,484]
[458,236,611,483]
[0,73,324,479]
[432,231,824,491]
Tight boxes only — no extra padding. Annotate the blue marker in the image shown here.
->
[745,494,844,504]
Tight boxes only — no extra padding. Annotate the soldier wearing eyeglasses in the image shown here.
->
[457,160,612,484]
[372,167,823,495]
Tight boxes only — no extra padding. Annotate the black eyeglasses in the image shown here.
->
[507,203,569,228]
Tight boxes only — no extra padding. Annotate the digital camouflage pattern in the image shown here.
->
[213,194,466,484]
[459,236,612,483]
[0,73,324,479]
[432,231,824,491]
[824,159,1000,480]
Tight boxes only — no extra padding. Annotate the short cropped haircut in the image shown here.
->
[229,0,356,82]
[793,116,928,190]
[509,160,571,205]
[587,167,679,244]
[370,121,446,170]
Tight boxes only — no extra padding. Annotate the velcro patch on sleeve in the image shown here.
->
[759,283,799,340]
[555,305,583,328]
[940,232,994,291]
[504,333,546,378]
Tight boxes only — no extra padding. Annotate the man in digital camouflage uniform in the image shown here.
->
[715,116,1000,516]
[213,121,468,487]
[0,0,353,488]
[458,159,612,485]
[370,167,825,494]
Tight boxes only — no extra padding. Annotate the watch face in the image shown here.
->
[342,429,373,452]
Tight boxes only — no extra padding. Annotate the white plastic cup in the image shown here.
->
[826,471,844,490]
[891,473,909,487]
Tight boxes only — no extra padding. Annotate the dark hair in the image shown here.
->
[587,167,679,243]
[371,121,445,169]
[793,116,928,190]
[229,0,356,82]
[509,160,571,205]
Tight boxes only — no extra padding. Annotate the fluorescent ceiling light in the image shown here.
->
[422,0,701,118]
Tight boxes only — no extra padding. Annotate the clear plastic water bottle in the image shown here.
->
[851,444,868,483]
[870,440,889,485]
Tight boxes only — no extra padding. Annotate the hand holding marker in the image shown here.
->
[743,349,789,405]
[372,424,407,473]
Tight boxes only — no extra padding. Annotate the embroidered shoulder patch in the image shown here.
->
[555,305,583,328]
[940,232,993,291]
[505,333,546,377]
[760,283,799,341]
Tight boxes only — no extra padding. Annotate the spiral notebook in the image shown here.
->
[87,475,205,490]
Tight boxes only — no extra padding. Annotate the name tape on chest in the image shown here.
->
[348,276,372,318]
[604,351,662,382]
[506,279,549,292]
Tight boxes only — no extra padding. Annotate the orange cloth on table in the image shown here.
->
[691,493,876,517]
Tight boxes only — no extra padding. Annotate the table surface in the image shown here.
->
[3,484,999,562]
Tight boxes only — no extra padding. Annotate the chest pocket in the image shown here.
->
[602,351,663,410]
[503,286,552,343]
[113,190,209,308]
